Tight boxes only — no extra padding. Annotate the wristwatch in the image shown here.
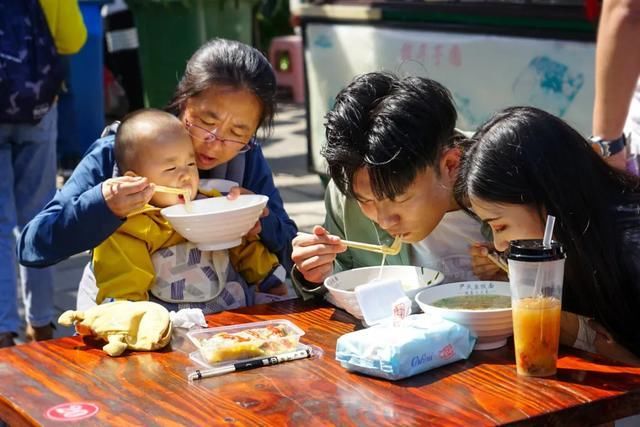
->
[590,134,627,158]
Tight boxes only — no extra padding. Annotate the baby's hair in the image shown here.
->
[115,109,185,172]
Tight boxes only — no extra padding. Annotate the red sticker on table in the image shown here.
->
[45,402,99,422]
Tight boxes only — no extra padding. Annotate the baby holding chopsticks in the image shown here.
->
[91,109,288,313]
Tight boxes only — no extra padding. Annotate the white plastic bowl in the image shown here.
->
[161,194,268,250]
[324,266,444,319]
[415,281,512,351]
[199,178,238,195]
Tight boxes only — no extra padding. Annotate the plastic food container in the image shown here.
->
[186,319,305,365]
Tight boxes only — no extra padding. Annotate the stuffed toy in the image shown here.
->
[58,301,172,356]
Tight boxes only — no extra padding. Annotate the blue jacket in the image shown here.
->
[18,136,297,270]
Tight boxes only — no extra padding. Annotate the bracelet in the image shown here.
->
[590,134,627,158]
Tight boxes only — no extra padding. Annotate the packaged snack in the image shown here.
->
[187,320,304,364]
[335,314,475,380]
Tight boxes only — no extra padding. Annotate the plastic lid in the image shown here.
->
[507,239,566,262]
[355,278,405,327]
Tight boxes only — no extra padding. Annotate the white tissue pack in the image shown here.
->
[335,278,475,381]
[335,313,475,380]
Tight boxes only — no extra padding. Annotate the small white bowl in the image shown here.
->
[324,266,444,319]
[161,194,268,251]
[199,179,239,195]
[415,281,512,350]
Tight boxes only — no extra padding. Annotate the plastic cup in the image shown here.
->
[508,240,566,377]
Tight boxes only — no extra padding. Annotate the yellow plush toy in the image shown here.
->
[58,301,172,356]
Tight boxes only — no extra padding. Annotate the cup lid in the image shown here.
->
[507,239,566,262]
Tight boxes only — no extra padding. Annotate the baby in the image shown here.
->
[92,109,287,312]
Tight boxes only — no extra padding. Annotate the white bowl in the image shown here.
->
[415,281,512,351]
[161,194,268,250]
[324,266,444,320]
[199,178,238,195]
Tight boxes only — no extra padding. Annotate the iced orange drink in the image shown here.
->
[512,296,561,377]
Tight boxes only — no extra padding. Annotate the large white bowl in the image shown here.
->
[415,281,512,351]
[324,266,444,320]
[161,194,268,250]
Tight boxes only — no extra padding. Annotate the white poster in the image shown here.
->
[305,23,595,174]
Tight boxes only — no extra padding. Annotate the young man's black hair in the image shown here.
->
[322,72,458,200]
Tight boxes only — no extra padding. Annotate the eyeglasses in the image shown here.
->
[184,118,254,153]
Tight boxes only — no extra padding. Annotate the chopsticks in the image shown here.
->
[340,236,402,256]
[154,185,189,196]
[154,185,193,212]
[486,251,509,274]
[465,237,509,274]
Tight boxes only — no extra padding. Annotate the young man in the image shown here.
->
[292,72,495,300]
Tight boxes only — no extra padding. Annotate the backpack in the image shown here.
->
[0,0,65,124]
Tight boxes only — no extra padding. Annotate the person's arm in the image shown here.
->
[323,180,354,275]
[228,237,287,295]
[242,146,298,270]
[229,236,280,285]
[291,181,349,300]
[39,0,87,54]
[93,231,155,304]
[18,138,123,267]
[592,0,640,169]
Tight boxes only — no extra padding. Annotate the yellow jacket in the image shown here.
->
[93,202,280,304]
[39,0,87,54]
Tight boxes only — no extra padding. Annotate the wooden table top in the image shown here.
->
[1,299,639,426]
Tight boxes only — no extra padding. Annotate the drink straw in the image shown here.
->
[542,215,556,249]
[534,215,556,296]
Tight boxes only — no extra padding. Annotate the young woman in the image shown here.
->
[456,106,640,363]
[18,39,297,308]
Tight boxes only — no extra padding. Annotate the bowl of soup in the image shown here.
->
[415,281,512,350]
[324,266,444,319]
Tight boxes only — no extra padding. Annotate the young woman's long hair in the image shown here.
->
[455,106,640,355]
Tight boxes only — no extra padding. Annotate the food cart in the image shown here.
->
[295,0,597,175]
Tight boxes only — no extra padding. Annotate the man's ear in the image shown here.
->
[123,171,138,178]
[439,147,462,184]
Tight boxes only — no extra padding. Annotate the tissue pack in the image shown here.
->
[335,314,475,380]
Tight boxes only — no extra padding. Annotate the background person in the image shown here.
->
[591,0,640,171]
[0,0,86,347]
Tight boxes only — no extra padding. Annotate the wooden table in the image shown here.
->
[1,299,639,426]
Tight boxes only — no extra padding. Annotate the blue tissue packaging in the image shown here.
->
[335,314,476,381]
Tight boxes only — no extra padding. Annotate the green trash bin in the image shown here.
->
[128,0,258,108]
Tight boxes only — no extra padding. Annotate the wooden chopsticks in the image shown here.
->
[340,236,402,256]
[465,237,509,274]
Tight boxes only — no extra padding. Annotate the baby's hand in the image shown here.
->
[102,176,153,218]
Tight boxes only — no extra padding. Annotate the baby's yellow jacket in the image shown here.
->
[93,194,279,304]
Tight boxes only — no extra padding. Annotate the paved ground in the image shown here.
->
[16,103,324,341]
